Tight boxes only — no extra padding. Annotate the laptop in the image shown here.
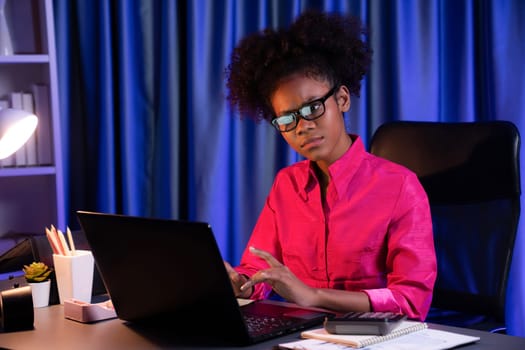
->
[76,211,333,345]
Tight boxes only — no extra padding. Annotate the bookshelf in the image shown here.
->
[0,0,64,234]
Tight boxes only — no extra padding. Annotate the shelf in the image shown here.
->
[0,166,55,177]
[0,0,64,234]
[0,55,50,64]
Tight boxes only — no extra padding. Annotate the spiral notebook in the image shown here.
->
[300,321,427,348]
[280,321,480,349]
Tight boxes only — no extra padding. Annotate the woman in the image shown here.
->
[224,10,436,321]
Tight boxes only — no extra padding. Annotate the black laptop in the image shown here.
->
[76,211,332,345]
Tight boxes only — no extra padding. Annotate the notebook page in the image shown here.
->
[279,327,480,350]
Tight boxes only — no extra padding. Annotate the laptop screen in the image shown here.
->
[76,211,332,345]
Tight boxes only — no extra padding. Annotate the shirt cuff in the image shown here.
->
[362,288,402,313]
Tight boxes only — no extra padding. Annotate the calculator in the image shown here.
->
[323,311,407,335]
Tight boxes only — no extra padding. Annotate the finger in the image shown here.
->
[240,270,270,291]
[240,279,254,292]
[249,246,283,268]
[223,261,234,273]
[224,261,242,283]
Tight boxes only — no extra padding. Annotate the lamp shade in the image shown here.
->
[0,108,38,160]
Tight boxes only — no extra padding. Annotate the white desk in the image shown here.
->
[1,305,525,349]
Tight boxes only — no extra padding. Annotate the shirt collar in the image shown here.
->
[328,135,366,197]
[300,134,366,198]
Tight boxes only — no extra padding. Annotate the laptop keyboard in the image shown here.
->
[244,313,295,337]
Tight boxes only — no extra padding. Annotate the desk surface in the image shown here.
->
[1,305,524,350]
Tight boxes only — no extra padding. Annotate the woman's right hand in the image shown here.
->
[223,261,253,298]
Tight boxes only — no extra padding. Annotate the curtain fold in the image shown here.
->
[54,0,525,335]
[152,0,182,219]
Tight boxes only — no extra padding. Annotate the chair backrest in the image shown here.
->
[369,121,521,322]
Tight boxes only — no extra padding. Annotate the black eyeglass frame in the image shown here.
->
[271,86,338,133]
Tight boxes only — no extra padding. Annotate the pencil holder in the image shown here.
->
[53,250,94,304]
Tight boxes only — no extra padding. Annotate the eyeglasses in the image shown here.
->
[271,86,338,132]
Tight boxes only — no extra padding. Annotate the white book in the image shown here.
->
[0,154,16,167]
[22,92,37,165]
[0,99,14,167]
[10,92,27,166]
[31,84,53,165]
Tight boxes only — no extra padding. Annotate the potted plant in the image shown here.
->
[23,262,53,308]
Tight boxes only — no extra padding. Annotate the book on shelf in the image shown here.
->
[0,151,15,167]
[0,99,14,167]
[32,83,53,165]
[279,321,480,349]
[0,155,16,168]
[22,92,37,166]
[5,0,42,54]
[10,92,27,167]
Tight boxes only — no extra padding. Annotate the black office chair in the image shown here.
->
[369,121,521,332]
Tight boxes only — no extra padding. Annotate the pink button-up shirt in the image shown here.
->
[236,135,436,320]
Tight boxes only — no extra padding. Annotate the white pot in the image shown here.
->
[29,280,51,308]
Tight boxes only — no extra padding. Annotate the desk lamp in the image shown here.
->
[0,108,38,160]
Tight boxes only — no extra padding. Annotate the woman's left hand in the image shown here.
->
[240,246,318,307]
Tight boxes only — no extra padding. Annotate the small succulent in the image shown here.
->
[23,262,53,283]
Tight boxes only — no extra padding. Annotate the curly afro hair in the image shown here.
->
[225,10,373,123]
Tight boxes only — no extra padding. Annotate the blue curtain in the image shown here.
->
[54,0,525,335]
